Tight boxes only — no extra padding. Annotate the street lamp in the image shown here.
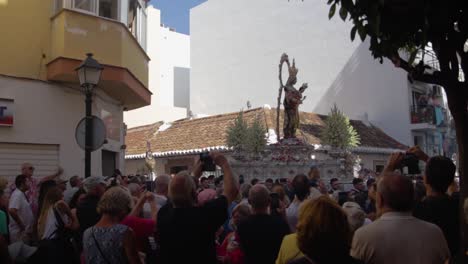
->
[75,53,103,178]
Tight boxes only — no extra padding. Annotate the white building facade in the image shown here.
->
[124,6,190,128]
[0,76,127,180]
[0,0,151,180]
[190,0,414,146]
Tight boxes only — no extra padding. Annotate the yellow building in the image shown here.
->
[0,0,151,179]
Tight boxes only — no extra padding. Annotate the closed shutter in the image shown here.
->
[0,143,59,182]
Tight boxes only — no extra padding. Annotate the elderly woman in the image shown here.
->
[83,187,140,264]
[342,202,369,236]
[218,203,251,264]
[288,196,362,264]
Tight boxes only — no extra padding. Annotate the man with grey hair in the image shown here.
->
[142,174,171,219]
[351,159,450,264]
[342,202,368,234]
[238,184,290,264]
[157,152,238,264]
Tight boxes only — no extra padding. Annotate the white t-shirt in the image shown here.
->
[41,207,70,239]
[142,193,167,219]
[8,189,34,234]
[63,187,79,204]
[286,199,303,232]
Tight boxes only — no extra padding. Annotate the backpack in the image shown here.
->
[33,208,80,264]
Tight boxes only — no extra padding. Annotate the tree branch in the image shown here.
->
[390,55,445,86]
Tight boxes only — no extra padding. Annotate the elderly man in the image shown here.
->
[351,161,450,264]
[10,163,63,216]
[397,147,460,259]
[238,184,290,264]
[142,174,171,219]
[157,152,238,264]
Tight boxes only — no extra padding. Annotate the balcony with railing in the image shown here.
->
[410,104,448,130]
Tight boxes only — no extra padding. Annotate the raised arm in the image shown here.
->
[129,191,148,217]
[382,152,404,175]
[39,167,63,184]
[210,152,238,204]
[56,200,79,230]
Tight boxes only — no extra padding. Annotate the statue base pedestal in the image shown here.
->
[228,138,315,182]
[228,139,354,183]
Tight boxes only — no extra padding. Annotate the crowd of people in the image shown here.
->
[0,146,465,264]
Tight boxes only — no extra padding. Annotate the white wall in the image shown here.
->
[124,6,190,128]
[0,76,125,179]
[312,42,412,145]
[190,0,412,145]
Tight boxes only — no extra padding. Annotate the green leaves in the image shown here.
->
[246,115,267,154]
[226,111,267,154]
[329,4,336,19]
[226,111,248,151]
[357,24,367,41]
[339,5,348,21]
[320,104,360,150]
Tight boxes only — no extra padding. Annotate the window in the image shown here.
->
[373,161,386,174]
[412,90,423,111]
[128,0,147,50]
[98,0,118,20]
[54,0,63,14]
[74,0,96,13]
[72,0,118,20]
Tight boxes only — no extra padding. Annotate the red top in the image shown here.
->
[122,216,155,252]
[218,232,245,264]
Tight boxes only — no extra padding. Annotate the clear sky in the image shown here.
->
[150,0,207,35]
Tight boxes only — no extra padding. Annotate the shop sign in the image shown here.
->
[0,99,13,126]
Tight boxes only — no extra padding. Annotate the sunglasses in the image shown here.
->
[28,167,35,170]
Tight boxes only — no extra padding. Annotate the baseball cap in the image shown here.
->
[83,176,107,192]
[55,177,68,184]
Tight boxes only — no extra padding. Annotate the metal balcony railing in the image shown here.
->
[411,106,436,125]
[410,105,448,126]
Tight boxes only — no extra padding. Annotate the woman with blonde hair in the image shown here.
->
[36,186,80,264]
[287,196,362,264]
[37,186,78,240]
[83,187,140,264]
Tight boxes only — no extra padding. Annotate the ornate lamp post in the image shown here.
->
[75,53,103,178]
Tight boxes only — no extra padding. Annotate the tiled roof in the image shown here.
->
[125,107,406,158]
[125,122,163,155]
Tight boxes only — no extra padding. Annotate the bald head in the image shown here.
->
[169,171,197,207]
[249,184,270,210]
[21,163,33,177]
[377,173,414,212]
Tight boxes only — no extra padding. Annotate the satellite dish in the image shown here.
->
[75,116,107,151]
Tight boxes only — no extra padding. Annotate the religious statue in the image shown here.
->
[277,53,308,140]
[145,141,156,179]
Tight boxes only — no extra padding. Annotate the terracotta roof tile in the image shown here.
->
[125,107,406,156]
